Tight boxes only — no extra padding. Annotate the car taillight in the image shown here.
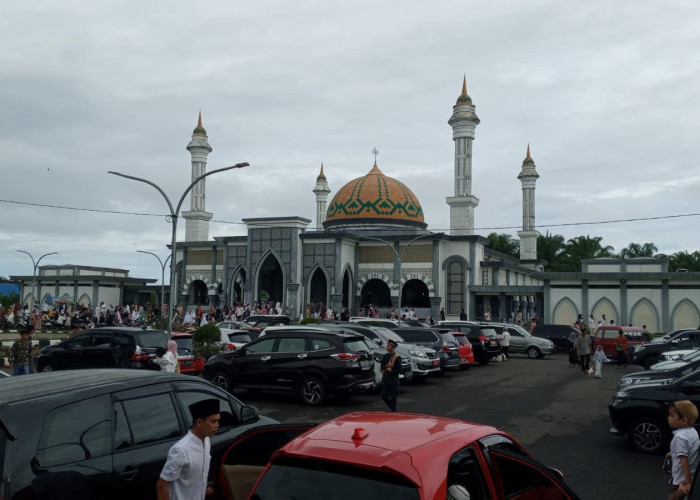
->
[478,335,489,347]
[130,346,150,361]
[441,340,451,352]
[227,343,237,351]
[331,352,360,362]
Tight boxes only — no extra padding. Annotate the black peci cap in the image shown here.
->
[189,398,220,421]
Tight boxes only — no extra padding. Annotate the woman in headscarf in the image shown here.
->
[153,340,179,373]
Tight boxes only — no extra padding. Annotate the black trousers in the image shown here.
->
[580,354,591,372]
[381,381,399,411]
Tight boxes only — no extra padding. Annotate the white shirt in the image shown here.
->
[153,351,177,373]
[670,426,700,486]
[160,431,211,500]
[500,330,511,347]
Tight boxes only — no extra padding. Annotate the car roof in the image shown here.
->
[261,326,364,339]
[597,325,644,331]
[171,332,192,338]
[275,412,505,486]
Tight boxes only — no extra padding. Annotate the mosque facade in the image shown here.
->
[173,81,700,332]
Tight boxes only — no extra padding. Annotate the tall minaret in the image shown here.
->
[182,112,213,241]
[312,163,330,230]
[446,77,480,235]
[517,145,540,261]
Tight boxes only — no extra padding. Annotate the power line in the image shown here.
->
[0,197,698,233]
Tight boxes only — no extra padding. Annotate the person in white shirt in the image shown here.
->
[157,399,220,500]
[500,328,511,360]
[153,341,179,373]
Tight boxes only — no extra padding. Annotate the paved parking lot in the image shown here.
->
[236,353,671,499]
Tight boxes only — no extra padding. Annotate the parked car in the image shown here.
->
[651,328,696,343]
[653,349,700,371]
[450,331,475,369]
[531,324,578,352]
[593,325,651,359]
[617,359,700,390]
[36,327,167,372]
[170,332,205,375]
[218,320,263,339]
[633,330,700,369]
[0,369,274,499]
[439,321,502,365]
[349,317,399,329]
[244,315,291,329]
[485,322,555,359]
[203,326,376,405]
[220,412,580,499]
[609,368,700,453]
[393,327,461,372]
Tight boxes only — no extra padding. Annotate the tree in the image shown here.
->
[560,235,615,272]
[620,242,658,258]
[193,323,225,360]
[537,232,566,271]
[486,233,519,258]
[668,251,700,272]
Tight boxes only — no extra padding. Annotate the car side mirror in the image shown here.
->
[240,405,260,424]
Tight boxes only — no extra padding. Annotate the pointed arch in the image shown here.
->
[591,297,618,325]
[255,250,285,303]
[77,293,91,306]
[228,266,247,304]
[443,255,470,315]
[671,299,700,330]
[552,297,579,325]
[630,298,659,332]
[341,264,353,309]
[307,264,329,305]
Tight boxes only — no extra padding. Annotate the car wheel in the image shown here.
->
[643,357,659,370]
[526,346,541,359]
[299,375,326,406]
[629,417,669,454]
[210,371,233,392]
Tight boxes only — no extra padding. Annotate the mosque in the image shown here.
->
[170,80,700,331]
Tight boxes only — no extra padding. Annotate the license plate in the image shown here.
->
[432,360,440,366]
[360,360,371,370]
[182,360,194,366]
[490,341,497,346]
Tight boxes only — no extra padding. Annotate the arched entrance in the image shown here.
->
[258,254,283,302]
[360,279,391,308]
[188,280,208,306]
[342,269,351,308]
[401,279,430,308]
[309,268,327,304]
[229,269,246,304]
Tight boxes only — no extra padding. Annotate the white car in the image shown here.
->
[651,349,700,370]
[217,328,253,351]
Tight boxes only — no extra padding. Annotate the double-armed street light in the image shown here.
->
[16,250,58,312]
[109,162,249,337]
[136,251,172,318]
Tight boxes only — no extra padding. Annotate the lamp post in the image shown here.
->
[356,233,437,324]
[109,162,249,337]
[16,250,58,312]
[136,251,172,319]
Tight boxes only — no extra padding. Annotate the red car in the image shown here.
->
[171,332,205,375]
[215,412,580,500]
[451,331,475,369]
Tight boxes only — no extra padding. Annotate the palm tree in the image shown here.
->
[537,232,566,271]
[485,233,519,258]
[669,251,700,272]
[620,242,658,258]
[560,235,614,272]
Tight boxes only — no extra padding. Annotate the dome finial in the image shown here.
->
[193,111,207,136]
[461,75,467,98]
[317,162,327,181]
[456,76,472,105]
[523,144,535,165]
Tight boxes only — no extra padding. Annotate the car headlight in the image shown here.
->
[611,390,630,404]
[618,378,633,387]
[409,350,426,358]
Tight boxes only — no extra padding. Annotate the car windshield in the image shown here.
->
[372,327,405,343]
[479,327,499,339]
[253,460,420,500]
[510,325,531,337]
[343,338,373,353]
[138,331,167,348]
[174,338,193,355]
[227,333,252,344]
[394,329,440,343]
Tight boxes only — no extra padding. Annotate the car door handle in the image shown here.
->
[297,353,308,359]
[261,356,271,362]
[118,468,138,481]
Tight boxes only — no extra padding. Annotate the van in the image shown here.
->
[594,325,651,358]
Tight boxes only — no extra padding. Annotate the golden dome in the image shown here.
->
[324,162,426,229]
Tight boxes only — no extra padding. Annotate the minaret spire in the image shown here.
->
[183,112,213,241]
[313,162,331,230]
[518,144,540,263]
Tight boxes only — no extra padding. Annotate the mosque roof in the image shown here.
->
[323,162,426,229]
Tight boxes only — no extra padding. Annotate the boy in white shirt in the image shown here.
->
[667,400,700,499]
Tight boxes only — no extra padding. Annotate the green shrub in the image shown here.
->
[193,323,225,360]
[299,316,321,325]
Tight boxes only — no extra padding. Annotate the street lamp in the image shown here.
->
[136,250,172,319]
[109,162,249,337]
[355,233,437,324]
[16,250,58,312]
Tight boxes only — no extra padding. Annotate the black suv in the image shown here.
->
[439,321,502,365]
[37,327,167,372]
[0,369,274,499]
[392,327,461,372]
[633,330,700,369]
[609,368,700,453]
[531,324,579,352]
[203,326,376,406]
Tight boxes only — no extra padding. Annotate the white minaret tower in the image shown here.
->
[182,112,213,241]
[517,144,540,261]
[312,163,330,230]
[447,77,480,235]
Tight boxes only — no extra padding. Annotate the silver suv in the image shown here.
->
[484,323,555,359]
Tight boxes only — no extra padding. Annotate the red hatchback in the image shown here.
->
[451,331,475,369]
[171,332,205,375]
[216,412,580,500]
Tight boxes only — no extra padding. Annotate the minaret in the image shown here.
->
[312,163,330,230]
[446,76,480,235]
[517,144,540,261]
[182,112,213,241]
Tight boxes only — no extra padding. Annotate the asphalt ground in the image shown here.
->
[233,353,670,499]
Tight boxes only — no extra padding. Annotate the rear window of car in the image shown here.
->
[173,337,193,355]
[137,331,167,348]
[439,332,458,345]
[453,335,469,346]
[394,330,439,343]
[478,327,499,339]
[227,333,252,344]
[343,338,373,353]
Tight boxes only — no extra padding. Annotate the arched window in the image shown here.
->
[360,279,392,307]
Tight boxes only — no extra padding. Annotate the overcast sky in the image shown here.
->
[2,0,700,284]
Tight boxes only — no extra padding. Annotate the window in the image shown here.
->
[277,338,307,353]
[113,332,135,347]
[118,394,181,447]
[86,332,112,347]
[311,339,333,351]
[138,331,167,348]
[176,390,239,429]
[604,330,618,340]
[448,447,490,500]
[36,396,111,467]
[489,451,567,499]
[65,333,92,348]
[247,338,276,353]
